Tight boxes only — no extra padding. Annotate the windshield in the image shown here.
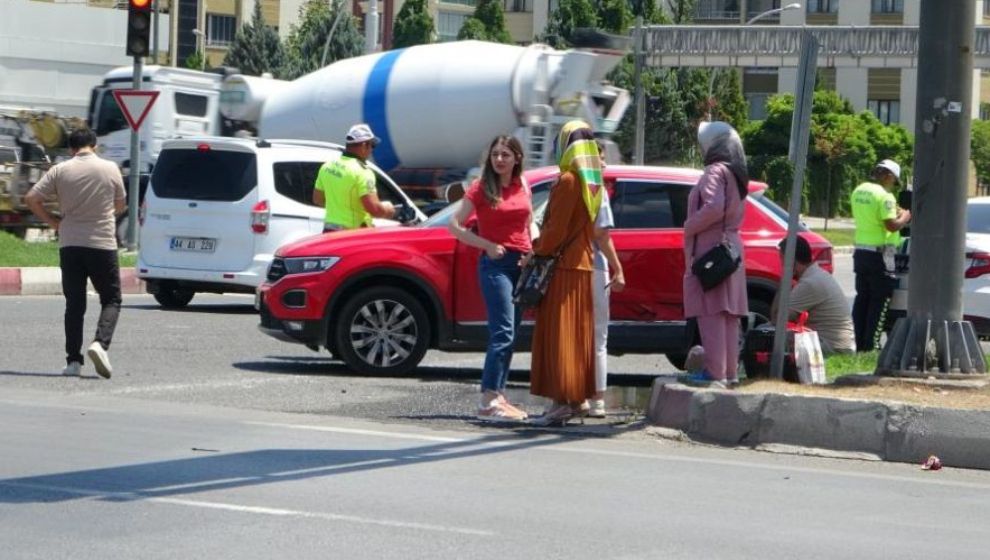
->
[420,186,552,228]
[93,90,129,136]
[967,203,990,234]
[749,190,808,231]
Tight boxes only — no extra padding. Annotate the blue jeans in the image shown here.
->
[479,251,523,393]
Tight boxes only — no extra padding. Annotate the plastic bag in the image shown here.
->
[789,311,826,384]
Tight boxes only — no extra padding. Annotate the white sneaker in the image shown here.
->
[588,399,606,418]
[87,342,112,379]
[62,362,82,377]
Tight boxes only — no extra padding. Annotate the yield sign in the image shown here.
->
[111,90,160,131]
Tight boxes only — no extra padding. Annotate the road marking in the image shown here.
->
[246,421,990,491]
[78,378,295,396]
[0,481,494,537]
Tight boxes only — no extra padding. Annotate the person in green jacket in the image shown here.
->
[850,159,911,351]
[312,123,395,231]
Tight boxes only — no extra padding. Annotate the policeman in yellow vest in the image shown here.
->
[312,123,396,231]
[850,159,911,352]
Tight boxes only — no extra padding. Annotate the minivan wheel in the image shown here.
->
[154,286,195,308]
[333,286,430,376]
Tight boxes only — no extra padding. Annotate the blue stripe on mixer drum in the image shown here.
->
[363,49,404,172]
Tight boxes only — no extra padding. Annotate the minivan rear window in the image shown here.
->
[151,149,257,201]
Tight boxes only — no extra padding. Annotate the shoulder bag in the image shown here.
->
[690,170,741,291]
[513,193,582,308]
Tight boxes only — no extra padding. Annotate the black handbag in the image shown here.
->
[513,254,558,307]
[690,176,741,291]
[513,198,583,308]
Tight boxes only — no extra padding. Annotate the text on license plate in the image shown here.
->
[170,237,216,252]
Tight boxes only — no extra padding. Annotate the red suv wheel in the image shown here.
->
[332,286,432,376]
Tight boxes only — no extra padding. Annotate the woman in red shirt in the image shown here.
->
[449,136,531,422]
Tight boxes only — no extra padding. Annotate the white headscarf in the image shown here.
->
[698,121,749,199]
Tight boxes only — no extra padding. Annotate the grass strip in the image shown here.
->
[0,231,136,267]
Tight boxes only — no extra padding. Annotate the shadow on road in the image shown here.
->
[0,432,582,505]
[233,356,657,387]
[122,303,257,315]
[0,370,102,380]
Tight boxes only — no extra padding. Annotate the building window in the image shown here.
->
[206,14,236,47]
[806,0,838,13]
[439,0,477,6]
[503,0,532,12]
[868,99,900,125]
[871,0,902,13]
[437,11,470,41]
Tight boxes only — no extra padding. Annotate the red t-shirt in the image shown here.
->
[464,177,532,253]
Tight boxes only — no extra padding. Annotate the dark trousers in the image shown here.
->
[60,247,121,365]
[852,249,894,352]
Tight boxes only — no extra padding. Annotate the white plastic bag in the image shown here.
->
[790,312,826,384]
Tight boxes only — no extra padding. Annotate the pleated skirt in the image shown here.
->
[529,268,595,403]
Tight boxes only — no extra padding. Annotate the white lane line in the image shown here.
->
[79,378,294,396]
[246,421,990,491]
[0,481,493,537]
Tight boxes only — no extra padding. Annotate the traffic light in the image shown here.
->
[126,0,152,57]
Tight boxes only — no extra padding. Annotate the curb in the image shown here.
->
[647,380,990,470]
[833,245,853,255]
[0,267,145,296]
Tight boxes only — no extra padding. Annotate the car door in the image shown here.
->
[270,159,326,237]
[608,177,692,321]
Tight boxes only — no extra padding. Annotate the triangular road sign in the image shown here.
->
[112,90,160,131]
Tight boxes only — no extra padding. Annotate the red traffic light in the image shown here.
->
[126,0,152,56]
[130,0,151,9]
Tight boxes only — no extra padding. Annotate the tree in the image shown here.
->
[536,0,597,48]
[743,90,914,216]
[459,0,513,43]
[222,1,285,77]
[184,51,206,71]
[281,0,363,80]
[597,0,632,36]
[972,119,990,194]
[392,0,434,48]
[457,18,488,40]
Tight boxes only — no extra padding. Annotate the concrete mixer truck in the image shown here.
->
[87,40,629,201]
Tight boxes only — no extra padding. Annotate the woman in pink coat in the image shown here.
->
[682,121,749,389]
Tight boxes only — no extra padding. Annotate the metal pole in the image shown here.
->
[321,1,348,68]
[770,31,818,380]
[152,0,159,63]
[632,15,644,165]
[126,56,143,251]
[877,0,986,377]
[365,0,379,54]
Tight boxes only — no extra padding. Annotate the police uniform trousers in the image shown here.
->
[852,248,894,352]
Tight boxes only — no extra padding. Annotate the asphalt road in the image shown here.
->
[3,389,990,560]
[4,253,990,558]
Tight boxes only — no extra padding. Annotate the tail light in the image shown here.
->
[965,251,990,279]
[138,199,146,227]
[251,200,270,234]
[814,247,833,273]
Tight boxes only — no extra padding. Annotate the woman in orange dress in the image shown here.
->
[529,120,602,425]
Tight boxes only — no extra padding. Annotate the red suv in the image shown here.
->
[257,165,833,375]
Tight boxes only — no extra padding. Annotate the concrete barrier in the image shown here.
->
[647,379,990,469]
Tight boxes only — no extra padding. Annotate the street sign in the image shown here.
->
[112,90,159,131]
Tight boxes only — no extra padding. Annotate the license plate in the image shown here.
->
[170,236,216,252]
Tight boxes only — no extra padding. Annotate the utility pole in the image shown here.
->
[877,1,987,377]
[152,0,159,63]
[365,0,379,54]
[632,14,644,165]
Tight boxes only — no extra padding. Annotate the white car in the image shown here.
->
[891,196,990,334]
[138,137,425,308]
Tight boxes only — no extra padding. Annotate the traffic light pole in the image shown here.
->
[126,56,143,251]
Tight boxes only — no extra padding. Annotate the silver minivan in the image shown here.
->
[138,137,424,308]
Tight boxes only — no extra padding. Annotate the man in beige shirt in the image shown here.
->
[771,235,856,355]
[26,127,126,379]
